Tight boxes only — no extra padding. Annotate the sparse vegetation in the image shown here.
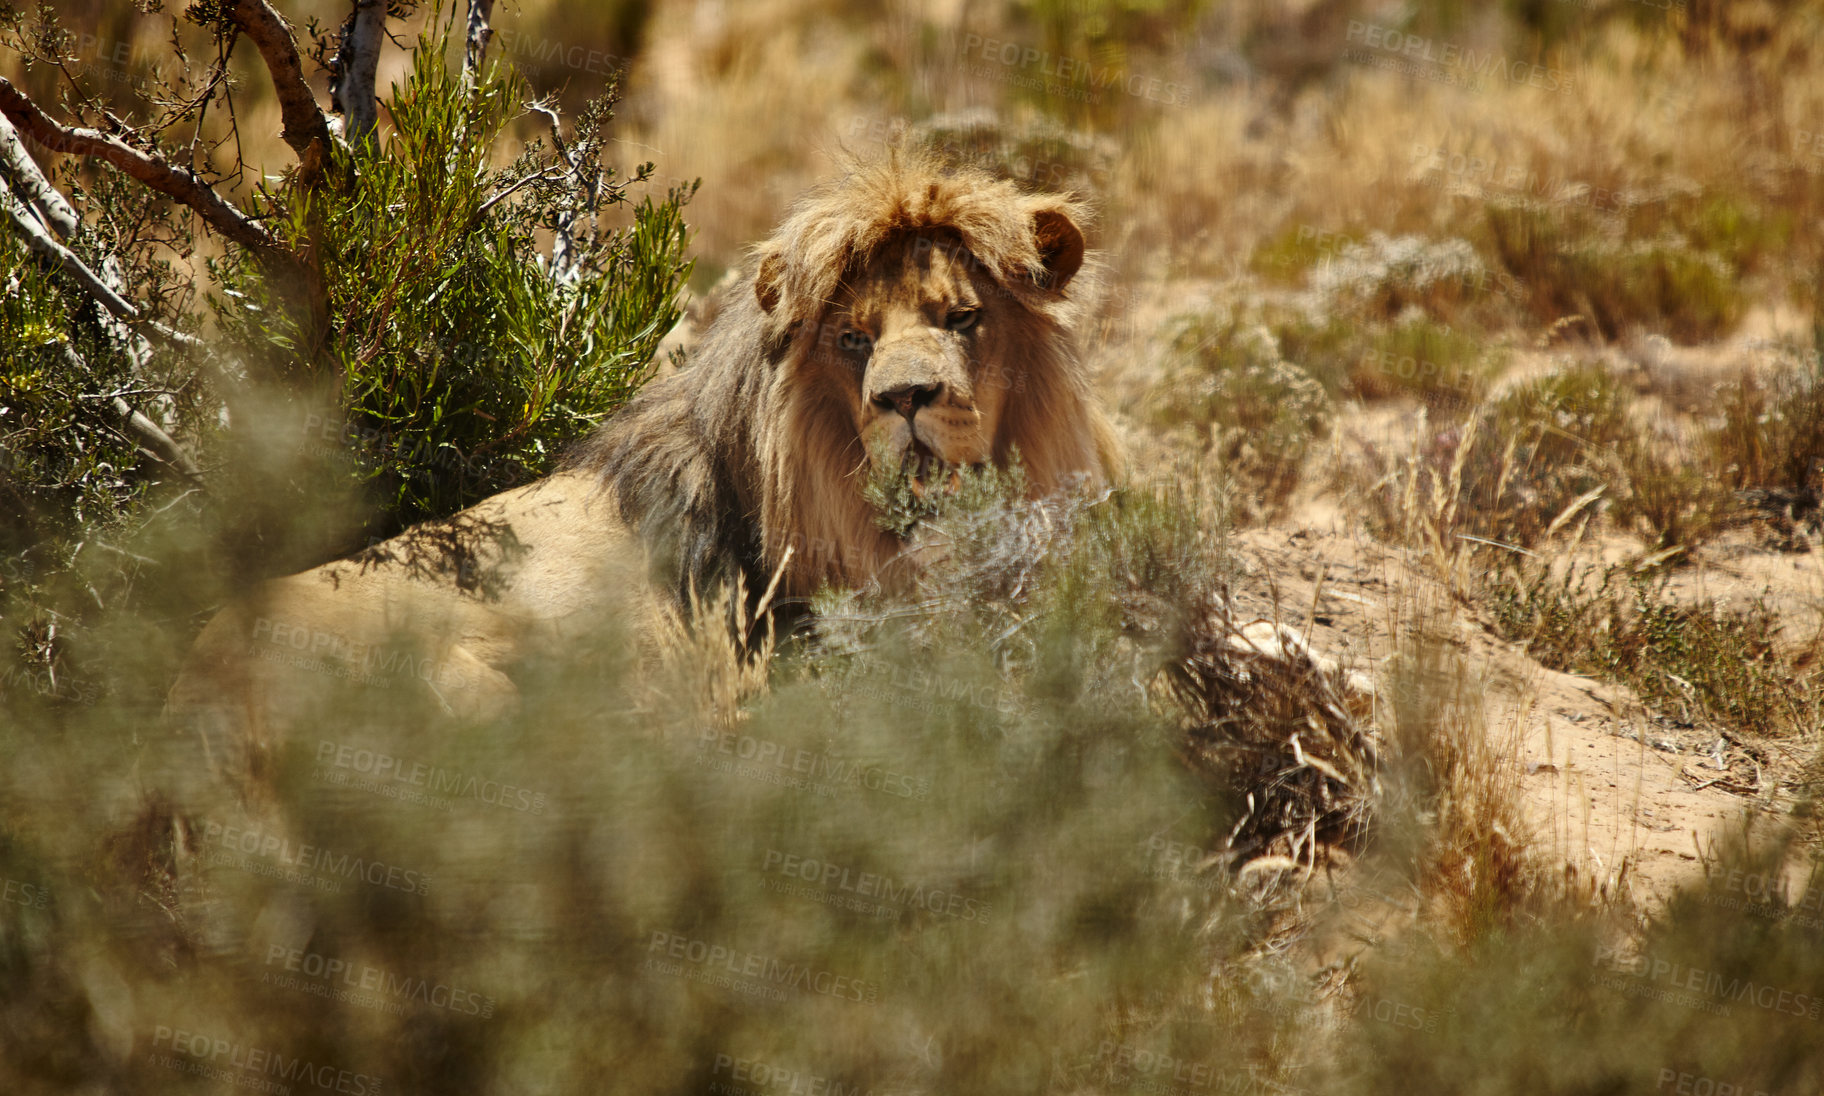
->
[1147,309,1331,520]
[1488,561,1820,740]
[5,0,1824,1090]
[1706,356,1824,513]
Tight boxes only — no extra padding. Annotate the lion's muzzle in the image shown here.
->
[862,335,984,465]
[873,379,944,421]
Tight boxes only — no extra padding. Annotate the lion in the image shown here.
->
[164,151,1121,784]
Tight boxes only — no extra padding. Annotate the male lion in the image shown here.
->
[166,153,1120,781]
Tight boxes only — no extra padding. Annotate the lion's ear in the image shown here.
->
[755,250,786,314]
[1031,206,1085,293]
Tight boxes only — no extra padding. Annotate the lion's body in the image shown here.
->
[166,152,1119,780]
[165,469,656,779]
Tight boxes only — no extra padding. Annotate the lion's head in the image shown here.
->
[575,151,1120,606]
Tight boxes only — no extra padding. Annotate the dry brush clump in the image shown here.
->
[1488,560,1823,750]
[1375,618,1544,940]
[1159,604,1380,907]
[1705,351,1824,537]
[1140,310,1333,523]
[1346,359,1749,574]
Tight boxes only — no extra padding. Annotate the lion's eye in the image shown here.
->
[945,309,980,333]
[839,329,873,352]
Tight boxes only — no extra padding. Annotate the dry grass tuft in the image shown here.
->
[1377,619,1545,941]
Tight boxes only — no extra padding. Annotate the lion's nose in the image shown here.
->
[872,381,943,421]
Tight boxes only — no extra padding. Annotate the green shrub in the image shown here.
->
[0,6,692,748]
[212,33,693,534]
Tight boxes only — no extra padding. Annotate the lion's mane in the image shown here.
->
[567,152,1119,608]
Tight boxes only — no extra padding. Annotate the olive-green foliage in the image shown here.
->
[836,458,1230,693]
[1486,197,1746,343]
[1007,0,1203,127]
[1328,826,1824,1096]
[0,195,214,715]
[1249,224,1359,286]
[1273,311,1504,414]
[1488,561,1814,738]
[213,29,693,531]
[1353,360,1739,557]
[3,376,1819,1096]
[1250,230,1513,415]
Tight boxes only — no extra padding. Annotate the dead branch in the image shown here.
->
[1,164,206,480]
[0,76,284,261]
[0,141,232,388]
[464,0,496,81]
[54,345,204,482]
[526,101,586,282]
[329,0,386,143]
[225,0,335,171]
[0,179,138,319]
[0,113,79,240]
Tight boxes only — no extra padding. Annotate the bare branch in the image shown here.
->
[109,395,205,481]
[4,172,212,481]
[329,0,386,143]
[463,0,496,81]
[0,180,138,319]
[52,343,204,483]
[225,0,335,172]
[0,151,236,391]
[526,101,585,282]
[0,76,285,261]
[0,113,78,240]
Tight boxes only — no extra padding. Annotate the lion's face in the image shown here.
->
[826,233,1005,480]
[780,214,1085,491]
[723,165,1106,591]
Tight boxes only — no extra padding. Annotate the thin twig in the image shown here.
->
[0,75,286,261]
[51,345,203,481]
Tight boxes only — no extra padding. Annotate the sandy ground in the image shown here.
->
[1219,489,1811,918]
